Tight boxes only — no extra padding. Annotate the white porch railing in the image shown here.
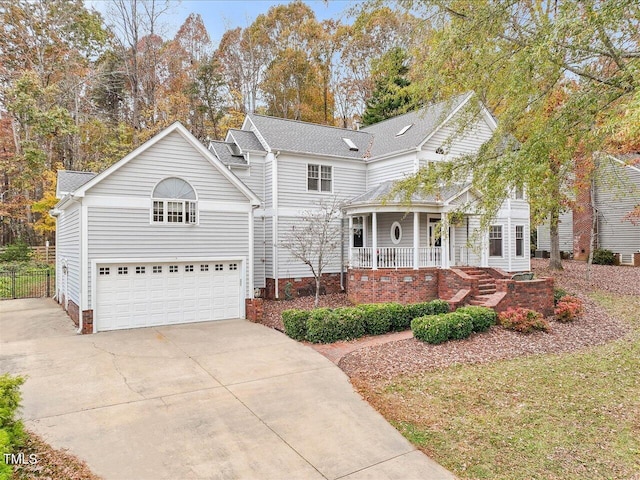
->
[418,247,442,267]
[350,247,443,269]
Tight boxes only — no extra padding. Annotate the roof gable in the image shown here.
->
[56,170,96,198]
[70,122,260,205]
[362,93,474,158]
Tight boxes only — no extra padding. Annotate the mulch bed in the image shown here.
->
[339,260,637,383]
[12,430,101,480]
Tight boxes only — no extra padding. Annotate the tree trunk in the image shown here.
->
[549,207,563,270]
[586,176,597,280]
[314,275,320,308]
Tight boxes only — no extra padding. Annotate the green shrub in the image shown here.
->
[357,304,392,335]
[282,309,310,341]
[0,375,25,478]
[333,307,367,339]
[406,300,450,320]
[447,312,474,340]
[412,314,450,344]
[411,312,474,344]
[387,303,411,331]
[592,248,615,265]
[0,240,32,262]
[456,306,497,332]
[553,287,568,306]
[498,308,550,333]
[305,308,366,343]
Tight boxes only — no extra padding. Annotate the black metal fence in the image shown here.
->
[0,268,55,299]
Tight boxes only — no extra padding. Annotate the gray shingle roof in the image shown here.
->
[361,93,472,158]
[208,141,248,166]
[348,180,471,206]
[227,129,265,153]
[56,170,97,198]
[246,114,374,159]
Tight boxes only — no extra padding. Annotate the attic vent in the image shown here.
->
[396,124,413,136]
[342,137,359,151]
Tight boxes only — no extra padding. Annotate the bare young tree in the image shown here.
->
[280,198,343,307]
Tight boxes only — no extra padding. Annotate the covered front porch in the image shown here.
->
[347,211,485,270]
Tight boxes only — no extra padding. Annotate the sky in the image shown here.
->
[89,0,359,45]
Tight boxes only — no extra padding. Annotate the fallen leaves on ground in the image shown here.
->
[12,430,101,480]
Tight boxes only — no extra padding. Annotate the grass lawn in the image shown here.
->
[361,293,640,479]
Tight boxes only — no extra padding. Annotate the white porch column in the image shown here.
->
[372,211,378,270]
[441,215,450,269]
[348,216,353,267]
[363,215,368,248]
[481,229,489,267]
[413,212,420,269]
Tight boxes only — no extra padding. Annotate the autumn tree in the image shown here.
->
[393,0,640,270]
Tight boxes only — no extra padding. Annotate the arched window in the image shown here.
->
[152,178,197,224]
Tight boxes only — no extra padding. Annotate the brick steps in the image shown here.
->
[461,268,498,306]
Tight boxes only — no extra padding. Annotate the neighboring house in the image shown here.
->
[537,154,640,265]
[54,93,539,333]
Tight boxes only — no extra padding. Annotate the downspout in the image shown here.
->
[273,151,280,299]
[340,216,345,290]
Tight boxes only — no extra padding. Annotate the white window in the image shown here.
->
[489,226,503,257]
[215,264,223,271]
[135,266,145,274]
[185,265,194,272]
[169,265,178,273]
[152,177,197,224]
[515,225,525,257]
[200,264,209,272]
[514,186,524,200]
[153,266,162,273]
[390,221,402,245]
[99,267,110,276]
[229,263,238,271]
[308,164,332,192]
[118,266,128,275]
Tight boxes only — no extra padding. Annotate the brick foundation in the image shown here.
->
[245,298,264,322]
[59,298,93,333]
[347,268,439,305]
[494,277,555,317]
[264,273,344,300]
[66,298,80,326]
[81,310,94,334]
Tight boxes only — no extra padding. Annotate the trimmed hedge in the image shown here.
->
[411,312,474,344]
[282,309,310,341]
[282,299,451,344]
[455,306,497,332]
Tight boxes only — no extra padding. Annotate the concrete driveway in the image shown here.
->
[0,299,454,480]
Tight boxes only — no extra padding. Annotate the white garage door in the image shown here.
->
[95,261,241,331]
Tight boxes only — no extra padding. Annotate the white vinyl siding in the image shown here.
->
[87,131,247,203]
[276,215,343,278]
[56,203,81,305]
[264,218,273,278]
[253,214,266,288]
[366,153,415,190]
[420,113,494,165]
[86,208,250,308]
[596,161,640,262]
[277,154,366,208]
[536,210,574,252]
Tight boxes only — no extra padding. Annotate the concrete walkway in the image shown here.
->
[0,299,454,480]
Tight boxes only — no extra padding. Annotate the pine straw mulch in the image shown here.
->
[340,260,638,385]
[12,430,101,480]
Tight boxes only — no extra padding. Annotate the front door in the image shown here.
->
[353,216,363,248]
[428,218,442,247]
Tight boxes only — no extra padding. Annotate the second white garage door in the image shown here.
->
[95,260,241,332]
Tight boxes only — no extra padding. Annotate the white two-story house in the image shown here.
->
[53,93,535,333]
